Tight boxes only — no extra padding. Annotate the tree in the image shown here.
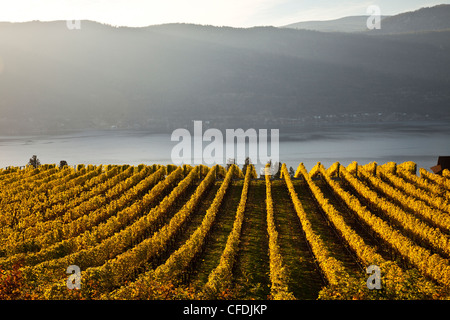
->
[289,166,295,178]
[226,158,235,171]
[242,157,251,177]
[28,155,41,168]
[59,160,68,169]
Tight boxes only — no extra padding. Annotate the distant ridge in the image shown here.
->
[0,5,450,134]
[283,16,390,33]
[283,4,450,34]
[371,4,450,34]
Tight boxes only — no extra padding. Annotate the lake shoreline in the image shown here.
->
[1,120,449,171]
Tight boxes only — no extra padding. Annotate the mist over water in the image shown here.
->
[1,122,449,172]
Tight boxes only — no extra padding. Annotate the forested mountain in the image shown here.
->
[372,4,450,34]
[0,5,449,134]
[283,4,450,34]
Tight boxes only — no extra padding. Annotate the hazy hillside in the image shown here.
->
[283,16,390,33]
[372,4,450,34]
[283,4,450,34]
[0,7,450,134]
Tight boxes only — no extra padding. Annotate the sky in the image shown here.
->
[0,0,449,28]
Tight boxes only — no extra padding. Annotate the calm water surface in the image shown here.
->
[1,122,449,172]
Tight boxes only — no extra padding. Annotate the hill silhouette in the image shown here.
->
[283,4,450,34]
[0,5,449,134]
[283,16,390,33]
[372,4,450,34]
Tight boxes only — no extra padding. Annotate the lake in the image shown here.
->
[1,121,449,173]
